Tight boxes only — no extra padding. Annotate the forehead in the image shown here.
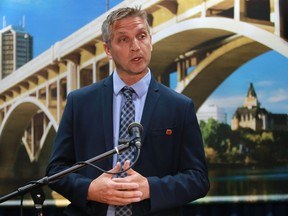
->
[111,16,149,33]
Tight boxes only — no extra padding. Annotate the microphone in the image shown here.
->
[128,122,143,149]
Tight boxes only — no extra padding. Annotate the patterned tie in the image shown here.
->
[115,86,135,216]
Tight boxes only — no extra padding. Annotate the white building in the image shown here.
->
[197,104,227,124]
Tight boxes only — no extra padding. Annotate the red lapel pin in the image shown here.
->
[166,129,172,135]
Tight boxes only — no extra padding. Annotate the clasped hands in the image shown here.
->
[87,160,150,206]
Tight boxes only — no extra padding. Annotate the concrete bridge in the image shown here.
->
[0,0,287,196]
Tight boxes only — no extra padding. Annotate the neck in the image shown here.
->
[118,70,148,86]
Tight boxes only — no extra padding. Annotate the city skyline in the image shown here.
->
[1,0,288,123]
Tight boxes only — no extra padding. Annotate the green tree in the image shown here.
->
[200,118,232,161]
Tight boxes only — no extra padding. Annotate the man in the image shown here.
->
[46,6,209,216]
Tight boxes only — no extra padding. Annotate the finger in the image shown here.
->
[114,189,142,199]
[112,181,139,190]
[123,160,135,175]
[100,188,142,206]
[113,162,121,172]
[106,162,121,176]
[109,195,141,206]
[123,160,130,170]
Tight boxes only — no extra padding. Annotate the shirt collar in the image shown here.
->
[113,70,151,99]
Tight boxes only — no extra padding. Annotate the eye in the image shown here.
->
[138,33,147,40]
[119,37,129,43]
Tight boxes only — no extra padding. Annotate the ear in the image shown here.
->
[103,43,113,59]
[149,35,153,51]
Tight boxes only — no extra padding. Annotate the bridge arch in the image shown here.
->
[150,17,288,109]
[179,36,270,109]
[0,97,58,175]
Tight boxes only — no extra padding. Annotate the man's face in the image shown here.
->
[104,16,152,83]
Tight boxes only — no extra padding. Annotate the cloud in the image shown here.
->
[256,80,274,87]
[201,95,244,109]
[267,89,288,103]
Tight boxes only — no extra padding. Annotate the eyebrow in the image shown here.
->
[115,27,148,34]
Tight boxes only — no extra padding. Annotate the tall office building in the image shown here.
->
[0,25,33,80]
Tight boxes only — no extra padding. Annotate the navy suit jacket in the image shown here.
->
[46,74,209,216]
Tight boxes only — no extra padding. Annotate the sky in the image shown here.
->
[201,51,288,121]
[1,0,288,123]
[0,0,121,56]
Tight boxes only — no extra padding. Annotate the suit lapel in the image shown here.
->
[140,77,160,143]
[102,76,114,163]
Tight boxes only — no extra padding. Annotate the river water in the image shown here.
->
[207,165,288,198]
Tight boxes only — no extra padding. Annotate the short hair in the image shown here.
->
[101,6,150,44]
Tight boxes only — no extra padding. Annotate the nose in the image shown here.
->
[130,38,140,51]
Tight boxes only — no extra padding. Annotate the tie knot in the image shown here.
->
[122,86,134,101]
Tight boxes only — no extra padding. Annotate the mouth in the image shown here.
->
[131,56,143,62]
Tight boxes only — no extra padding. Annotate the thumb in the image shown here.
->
[107,162,121,176]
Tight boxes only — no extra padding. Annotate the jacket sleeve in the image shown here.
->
[46,92,93,212]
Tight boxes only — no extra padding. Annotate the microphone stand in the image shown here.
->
[0,138,140,215]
